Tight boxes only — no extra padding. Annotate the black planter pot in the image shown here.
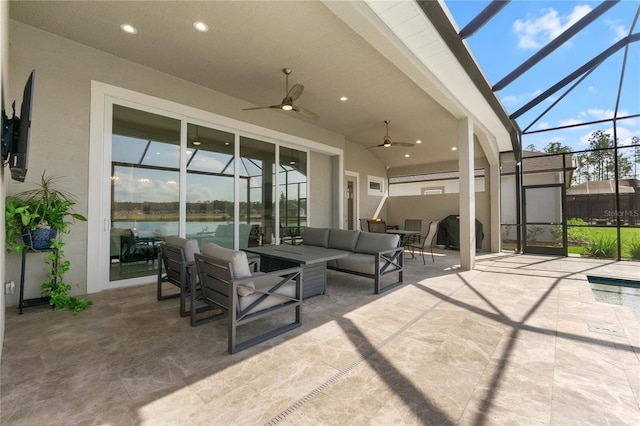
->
[23,228,58,250]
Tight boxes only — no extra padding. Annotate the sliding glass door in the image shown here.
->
[185,123,236,249]
[239,136,276,246]
[107,103,305,285]
[110,105,181,282]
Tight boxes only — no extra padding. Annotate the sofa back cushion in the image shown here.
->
[302,227,329,247]
[164,235,200,262]
[355,232,400,254]
[201,243,254,296]
[328,229,360,252]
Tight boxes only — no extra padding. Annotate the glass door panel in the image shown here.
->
[279,147,307,243]
[240,136,276,246]
[185,123,236,249]
[110,105,181,282]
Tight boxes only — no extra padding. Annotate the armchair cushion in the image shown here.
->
[237,274,298,311]
[201,243,255,296]
[164,235,200,262]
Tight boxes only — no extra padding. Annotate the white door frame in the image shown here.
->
[88,81,341,293]
[345,170,359,230]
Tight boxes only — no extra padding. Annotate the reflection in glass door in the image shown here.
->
[279,147,307,243]
[110,105,181,282]
[240,136,276,246]
[523,184,567,256]
[185,123,236,249]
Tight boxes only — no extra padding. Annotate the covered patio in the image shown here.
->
[2,251,638,425]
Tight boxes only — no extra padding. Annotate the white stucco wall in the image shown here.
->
[6,21,347,304]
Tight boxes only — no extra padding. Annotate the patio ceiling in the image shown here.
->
[8,0,516,168]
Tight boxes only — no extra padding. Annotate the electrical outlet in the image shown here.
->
[4,281,15,295]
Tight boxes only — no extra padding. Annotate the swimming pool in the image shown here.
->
[587,275,640,321]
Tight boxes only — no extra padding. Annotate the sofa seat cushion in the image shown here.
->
[328,229,360,252]
[238,274,297,312]
[336,253,377,275]
[302,227,329,247]
[355,232,400,254]
[201,243,255,296]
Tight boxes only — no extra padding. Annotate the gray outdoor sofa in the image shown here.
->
[300,227,404,294]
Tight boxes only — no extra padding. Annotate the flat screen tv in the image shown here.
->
[10,70,35,182]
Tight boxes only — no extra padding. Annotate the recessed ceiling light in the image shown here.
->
[404,154,410,158]
[451,146,458,151]
[193,21,209,32]
[339,96,348,101]
[416,140,422,144]
[120,23,137,34]
[192,141,201,146]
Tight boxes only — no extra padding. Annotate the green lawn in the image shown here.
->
[502,226,640,259]
[567,226,640,259]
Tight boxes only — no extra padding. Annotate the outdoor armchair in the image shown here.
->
[194,243,302,354]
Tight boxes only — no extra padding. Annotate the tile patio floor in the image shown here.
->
[1,250,639,425]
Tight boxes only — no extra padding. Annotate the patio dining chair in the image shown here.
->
[405,221,439,264]
[368,220,387,233]
[404,219,422,244]
[359,218,370,232]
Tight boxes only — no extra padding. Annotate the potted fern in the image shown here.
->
[5,172,92,313]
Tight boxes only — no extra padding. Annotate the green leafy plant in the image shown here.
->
[5,172,91,313]
[40,238,93,313]
[584,234,617,258]
[526,225,544,243]
[628,237,640,260]
[552,217,590,245]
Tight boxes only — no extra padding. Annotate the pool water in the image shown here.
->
[587,275,640,321]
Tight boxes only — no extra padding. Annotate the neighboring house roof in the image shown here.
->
[567,179,640,195]
[501,151,575,175]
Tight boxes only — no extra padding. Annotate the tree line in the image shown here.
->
[525,130,640,185]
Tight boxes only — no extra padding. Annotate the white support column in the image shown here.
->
[489,163,501,252]
[458,117,475,270]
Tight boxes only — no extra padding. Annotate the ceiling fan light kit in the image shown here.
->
[242,68,319,119]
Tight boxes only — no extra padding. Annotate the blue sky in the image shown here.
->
[443,1,639,152]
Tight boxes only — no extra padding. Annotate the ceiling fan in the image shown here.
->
[242,68,319,120]
[368,120,415,149]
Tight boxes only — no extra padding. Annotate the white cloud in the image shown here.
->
[558,118,583,127]
[513,5,591,49]
[536,122,550,130]
[576,125,640,147]
[501,95,519,106]
[605,18,628,42]
[500,88,545,106]
[587,108,615,120]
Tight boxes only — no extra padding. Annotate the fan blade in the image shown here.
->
[365,144,385,150]
[390,142,414,147]
[243,104,282,111]
[287,83,304,102]
[292,104,319,120]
